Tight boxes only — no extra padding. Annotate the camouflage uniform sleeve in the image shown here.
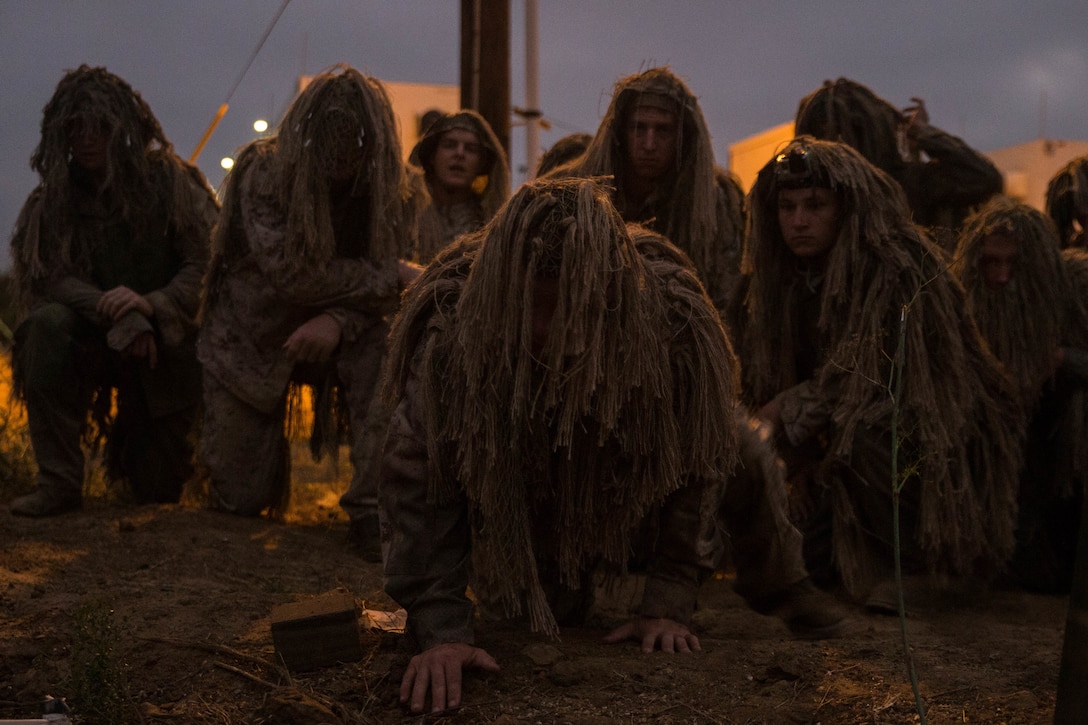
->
[240,163,399,315]
[16,187,105,325]
[321,304,397,344]
[144,167,217,347]
[774,379,835,447]
[908,125,1003,209]
[39,272,153,353]
[380,373,476,651]
[9,189,95,324]
[639,475,722,625]
[42,275,157,355]
[41,275,108,325]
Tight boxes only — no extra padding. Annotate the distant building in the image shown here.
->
[729,120,1088,217]
[727,121,794,193]
[382,81,460,162]
[986,138,1088,212]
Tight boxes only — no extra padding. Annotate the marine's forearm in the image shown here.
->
[380,387,476,651]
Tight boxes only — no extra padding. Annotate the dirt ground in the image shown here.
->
[0,459,1069,724]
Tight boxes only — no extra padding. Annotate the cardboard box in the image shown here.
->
[270,591,362,671]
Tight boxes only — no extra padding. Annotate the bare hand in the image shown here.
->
[400,642,500,714]
[97,286,153,322]
[903,97,930,131]
[124,331,158,369]
[398,259,424,288]
[283,313,342,363]
[603,617,701,654]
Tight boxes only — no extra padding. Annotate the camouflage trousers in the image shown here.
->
[200,322,388,518]
[14,303,200,504]
[720,411,810,604]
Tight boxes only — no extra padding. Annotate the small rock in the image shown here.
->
[549,659,589,687]
[1004,690,1038,710]
[522,642,563,666]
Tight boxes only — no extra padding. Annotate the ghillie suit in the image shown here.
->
[734,137,1022,598]
[553,67,745,310]
[953,197,1081,406]
[1046,155,1088,248]
[381,177,747,643]
[795,77,1002,246]
[953,197,1088,592]
[534,132,592,177]
[1060,248,1088,483]
[9,65,217,513]
[408,110,509,264]
[199,64,412,518]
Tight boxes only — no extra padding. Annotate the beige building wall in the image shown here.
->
[985,138,1088,212]
[383,81,460,162]
[727,121,794,192]
[729,122,1088,217]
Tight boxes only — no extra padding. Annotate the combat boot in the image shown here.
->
[756,577,854,639]
[11,488,82,517]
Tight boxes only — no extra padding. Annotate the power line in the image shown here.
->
[190,0,292,163]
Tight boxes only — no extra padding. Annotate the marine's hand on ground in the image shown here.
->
[283,313,342,362]
[400,642,500,714]
[604,616,701,654]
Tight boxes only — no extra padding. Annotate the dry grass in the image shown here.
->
[0,353,37,501]
[282,440,353,524]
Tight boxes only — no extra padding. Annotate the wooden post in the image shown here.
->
[460,0,510,161]
[524,0,540,178]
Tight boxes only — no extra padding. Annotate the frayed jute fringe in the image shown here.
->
[386,178,739,636]
[741,137,1022,590]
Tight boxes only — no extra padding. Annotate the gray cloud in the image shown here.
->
[2,0,1086,270]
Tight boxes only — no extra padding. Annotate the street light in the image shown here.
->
[254,119,269,134]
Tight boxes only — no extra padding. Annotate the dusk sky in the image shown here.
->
[2,1,1086,270]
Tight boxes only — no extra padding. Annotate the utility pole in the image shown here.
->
[523,0,541,178]
[460,0,510,161]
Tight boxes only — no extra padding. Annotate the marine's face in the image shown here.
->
[776,186,841,259]
[530,275,560,358]
[327,132,368,186]
[623,107,678,184]
[978,233,1019,290]
[69,117,108,173]
[322,112,369,186]
[432,128,484,193]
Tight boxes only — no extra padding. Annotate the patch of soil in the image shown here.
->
[0,469,1068,724]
